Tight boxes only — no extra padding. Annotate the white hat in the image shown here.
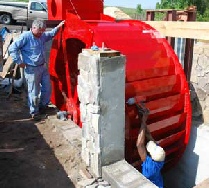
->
[146,141,165,162]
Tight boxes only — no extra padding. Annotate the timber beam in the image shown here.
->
[144,21,209,40]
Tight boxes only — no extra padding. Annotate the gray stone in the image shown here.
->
[203,46,209,56]
[87,104,100,114]
[195,87,206,101]
[89,85,100,105]
[197,55,208,69]
[198,77,207,89]
[102,160,157,188]
[194,45,203,54]
[78,54,92,72]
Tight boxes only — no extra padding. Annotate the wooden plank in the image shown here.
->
[12,32,21,40]
[144,21,209,40]
[0,56,14,79]
[3,33,13,58]
[0,32,20,78]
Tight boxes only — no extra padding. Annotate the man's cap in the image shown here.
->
[146,141,165,162]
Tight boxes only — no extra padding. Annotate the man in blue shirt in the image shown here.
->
[9,19,65,120]
[127,98,165,188]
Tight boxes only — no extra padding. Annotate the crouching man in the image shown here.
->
[127,98,165,188]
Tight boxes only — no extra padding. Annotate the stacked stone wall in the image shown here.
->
[190,41,209,124]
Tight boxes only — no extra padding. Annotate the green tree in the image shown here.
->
[156,0,209,21]
[136,4,143,14]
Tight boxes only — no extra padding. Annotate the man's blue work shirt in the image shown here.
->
[142,155,164,188]
[9,27,58,66]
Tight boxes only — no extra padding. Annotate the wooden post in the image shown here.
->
[146,11,155,21]
[166,10,176,49]
[184,11,197,81]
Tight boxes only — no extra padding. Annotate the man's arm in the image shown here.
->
[136,104,149,161]
[44,20,65,42]
[136,112,148,162]
[126,98,153,161]
[135,102,154,142]
[8,34,26,68]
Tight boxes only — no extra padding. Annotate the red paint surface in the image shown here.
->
[47,0,192,170]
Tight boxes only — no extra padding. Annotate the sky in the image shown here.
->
[104,0,160,9]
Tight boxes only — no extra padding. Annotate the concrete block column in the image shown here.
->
[78,49,126,177]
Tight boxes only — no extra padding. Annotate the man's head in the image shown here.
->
[31,19,46,38]
[146,141,165,162]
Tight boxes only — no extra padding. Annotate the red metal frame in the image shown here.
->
[47,0,192,170]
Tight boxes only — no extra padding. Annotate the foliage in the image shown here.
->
[118,6,146,20]
[197,8,209,21]
[118,6,137,15]
[156,0,209,21]
[136,4,143,14]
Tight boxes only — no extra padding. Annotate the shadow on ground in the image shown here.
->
[0,87,75,188]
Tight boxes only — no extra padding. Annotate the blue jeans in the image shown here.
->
[24,64,51,115]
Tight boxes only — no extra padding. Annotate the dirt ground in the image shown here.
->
[0,85,82,188]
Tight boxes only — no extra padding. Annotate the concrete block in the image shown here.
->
[100,56,126,73]
[102,159,157,188]
[99,56,125,165]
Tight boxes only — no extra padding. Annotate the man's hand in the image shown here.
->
[139,102,149,122]
[57,20,65,29]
